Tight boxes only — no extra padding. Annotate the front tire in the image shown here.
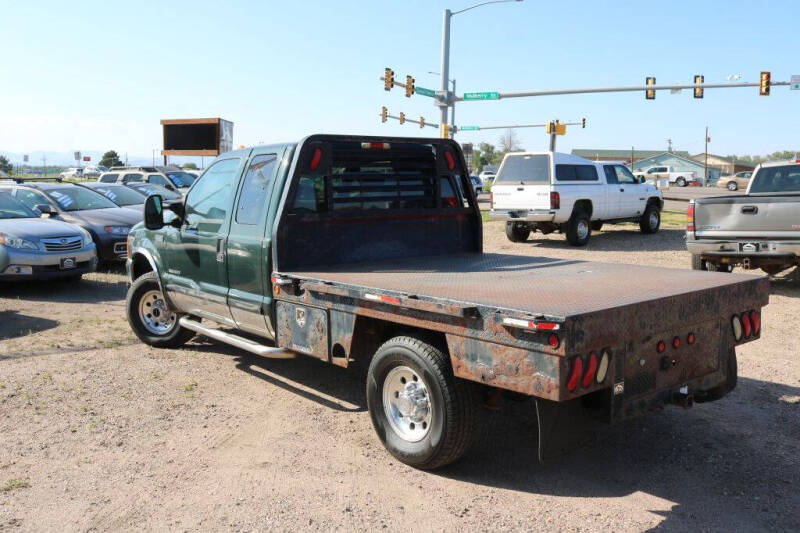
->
[727,181,738,191]
[366,336,477,470]
[505,222,530,243]
[639,204,661,234]
[126,272,195,348]
[676,177,687,187]
[566,209,591,246]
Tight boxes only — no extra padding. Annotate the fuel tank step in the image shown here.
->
[178,317,296,359]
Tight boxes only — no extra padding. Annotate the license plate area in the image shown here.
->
[624,320,720,399]
[60,257,77,270]
[739,242,769,253]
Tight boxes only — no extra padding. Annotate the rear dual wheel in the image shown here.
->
[505,222,531,243]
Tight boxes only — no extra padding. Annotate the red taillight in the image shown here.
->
[687,332,695,345]
[672,336,680,349]
[749,310,760,335]
[741,312,752,338]
[582,352,598,388]
[362,142,390,150]
[687,203,695,231]
[548,334,559,348]
[566,357,583,392]
[657,340,666,353]
[443,197,457,207]
[489,191,493,208]
[444,150,455,170]
[309,147,322,171]
[550,191,560,210]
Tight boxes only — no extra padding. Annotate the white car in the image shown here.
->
[633,165,697,187]
[478,170,496,185]
[490,152,663,246]
[58,168,83,179]
[81,165,107,177]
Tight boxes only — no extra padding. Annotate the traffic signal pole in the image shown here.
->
[438,9,452,138]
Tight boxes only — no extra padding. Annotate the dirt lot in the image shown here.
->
[1,219,798,531]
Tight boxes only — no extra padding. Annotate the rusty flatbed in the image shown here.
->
[283,252,768,319]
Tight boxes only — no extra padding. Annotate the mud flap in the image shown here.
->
[535,397,601,463]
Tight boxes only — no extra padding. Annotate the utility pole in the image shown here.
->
[631,146,635,169]
[704,126,709,187]
[438,9,451,138]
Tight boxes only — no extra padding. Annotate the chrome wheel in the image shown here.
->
[649,211,659,230]
[727,181,737,191]
[138,289,176,335]
[576,220,589,241]
[382,365,432,442]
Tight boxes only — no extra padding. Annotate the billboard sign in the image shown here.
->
[160,117,234,157]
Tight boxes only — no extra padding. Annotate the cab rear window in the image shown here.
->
[495,154,549,184]
[749,165,800,194]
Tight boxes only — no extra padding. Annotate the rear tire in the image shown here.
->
[727,181,738,191]
[639,204,661,234]
[566,209,591,246]
[126,272,195,348]
[505,222,530,243]
[366,336,477,470]
[707,261,733,273]
[691,254,708,271]
[676,177,687,187]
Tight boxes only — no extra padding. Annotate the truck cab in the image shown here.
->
[490,152,662,245]
[635,165,697,187]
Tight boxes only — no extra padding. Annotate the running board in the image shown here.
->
[178,317,296,359]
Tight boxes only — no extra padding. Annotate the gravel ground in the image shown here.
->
[1,220,798,532]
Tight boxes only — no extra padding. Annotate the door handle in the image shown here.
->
[619,188,625,192]
[741,206,758,214]
[216,237,225,262]
[516,187,524,191]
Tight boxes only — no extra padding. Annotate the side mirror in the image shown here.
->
[34,204,54,216]
[144,195,165,230]
[638,176,646,184]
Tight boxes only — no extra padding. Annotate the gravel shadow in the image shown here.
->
[522,228,685,253]
[0,309,59,340]
[0,276,127,304]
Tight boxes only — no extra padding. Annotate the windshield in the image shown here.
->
[0,193,38,219]
[750,165,800,194]
[128,183,182,200]
[46,187,119,211]
[90,185,146,206]
[495,154,550,184]
[165,172,196,188]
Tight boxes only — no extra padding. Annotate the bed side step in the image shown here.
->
[178,317,296,359]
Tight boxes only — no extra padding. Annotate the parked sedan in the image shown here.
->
[125,182,183,202]
[0,182,142,262]
[0,192,97,281]
[80,182,147,213]
[715,171,752,191]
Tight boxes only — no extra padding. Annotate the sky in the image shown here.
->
[1,0,798,165]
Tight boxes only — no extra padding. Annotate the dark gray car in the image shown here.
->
[0,182,142,262]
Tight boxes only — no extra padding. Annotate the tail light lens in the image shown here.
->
[750,310,760,335]
[547,333,560,348]
[566,357,583,392]
[596,350,610,383]
[443,150,456,170]
[687,332,695,345]
[550,191,560,210]
[657,340,666,353]
[443,197,457,207]
[741,312,752,338]
[582,352,598,388]
[687,203,695,231]
[672,336,680,349]
[489,191,493,208]
[731,314,743,341]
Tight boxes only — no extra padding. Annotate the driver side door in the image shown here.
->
[163,156,245,325]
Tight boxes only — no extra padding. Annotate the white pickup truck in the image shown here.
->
[490,152,663,246]
[634,165,697,187]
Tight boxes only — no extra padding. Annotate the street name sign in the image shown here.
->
[415,86,436,97]
[459,125,480,131]
[791,75,800,90]
[463,91,499,100]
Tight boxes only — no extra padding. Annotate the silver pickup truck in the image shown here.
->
[688,159,800,275]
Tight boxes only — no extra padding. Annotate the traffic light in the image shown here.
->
[405,75,415,97]
[646,77,656,100]
[399,112,405,125]
[440,124,450,139]
[381,106,387,123]
[581,118,586,129]
[759,71,771,96]
[694,75,704,99]
[419,117,425,129]
[384,68,394,91]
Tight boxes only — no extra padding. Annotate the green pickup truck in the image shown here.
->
[126,134,769,469]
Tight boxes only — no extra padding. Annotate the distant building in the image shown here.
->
[632,152,721,183]
[571,149,690,163]
[690,153,755,175]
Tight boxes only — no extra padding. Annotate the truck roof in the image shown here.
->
[501,151,594,166]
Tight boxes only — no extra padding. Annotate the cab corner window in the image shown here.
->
[236,154,278,225]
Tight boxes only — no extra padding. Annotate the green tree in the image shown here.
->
[0,155,11,174]
[472,142,501,172]
[99,150,123,168]
[182,162,198,170]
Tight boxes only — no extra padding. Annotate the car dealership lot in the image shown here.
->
[1,221,798,531]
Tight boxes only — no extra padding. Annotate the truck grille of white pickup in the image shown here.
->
[42,237,83,252]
